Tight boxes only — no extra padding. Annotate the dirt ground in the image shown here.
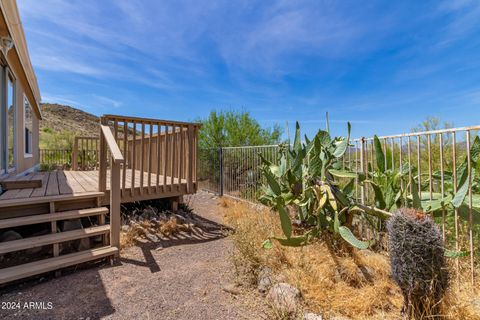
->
[0,192,269,320]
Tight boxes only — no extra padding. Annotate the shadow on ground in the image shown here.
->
[120,212,231,274]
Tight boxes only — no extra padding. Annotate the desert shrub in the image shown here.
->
[40,127,77,150]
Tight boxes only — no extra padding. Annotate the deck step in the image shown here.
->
[0,207,109,229]
[0,225,110,255]
[0,179,42,190]
[0,191,105,208]
[0,246,118,284]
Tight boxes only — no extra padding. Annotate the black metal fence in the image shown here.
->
[198,145,280,202]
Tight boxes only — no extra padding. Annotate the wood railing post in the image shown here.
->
[72,138,78,171]
[110,157,121,252]
[99,117,108,192]
[187,124,194,193]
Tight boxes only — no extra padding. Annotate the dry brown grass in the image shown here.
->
[221,197,480,320]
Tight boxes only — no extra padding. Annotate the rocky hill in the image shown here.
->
[40,103,100,138]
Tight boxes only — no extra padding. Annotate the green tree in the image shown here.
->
[198,110,282,148]
[411,116,454,173]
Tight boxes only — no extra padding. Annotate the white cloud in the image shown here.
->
[31,53,102,76]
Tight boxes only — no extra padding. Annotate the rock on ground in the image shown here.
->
[304,312,323,320]
[257,266,273,293]
[266,282,301,314]
[0,230,22,242]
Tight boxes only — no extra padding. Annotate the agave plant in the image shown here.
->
[259,122,390,249]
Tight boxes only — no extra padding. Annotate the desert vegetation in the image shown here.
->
[221,198,478,319]
[218,122,479,319]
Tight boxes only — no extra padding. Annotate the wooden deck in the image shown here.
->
[0,170,189,203]
[0,114,200,285]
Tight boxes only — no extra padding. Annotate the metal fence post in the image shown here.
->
[360,137,366,205]
[219,147,224,196]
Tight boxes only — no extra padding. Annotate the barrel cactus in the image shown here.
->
[386,208,449,319]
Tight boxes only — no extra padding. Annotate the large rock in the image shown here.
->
[25,229,50,255]
[62,219,83,232]
[257,266,274,293]
[222,283,241,295]
[304,312,323,320]
[140,206,157,220]
[471,298,480,313]
[0,230,22,242]
[62,219,90,251]
[266,283,300,314]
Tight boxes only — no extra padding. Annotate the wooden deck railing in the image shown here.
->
[99,124,124,250]
[98,114,200,200]
[72,136,100,170]
[40,149,72,169]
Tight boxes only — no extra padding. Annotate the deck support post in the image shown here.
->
[170,195,182,211]
[110,157,121,254]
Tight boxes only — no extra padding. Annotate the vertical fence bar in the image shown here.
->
[360,138,365,205]
[466,130,474,285]
[355,141,359,200]
[439,133,445,240]
[427,134,433,201]
[219,147,224,196]
[370,140,374,170]
[383,138,387,170]
[407,137,412,194]
[417,135,421,201]
[452,131,459,281]
[391,138,395,171]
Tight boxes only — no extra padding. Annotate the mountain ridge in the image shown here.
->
[40,103,100,138]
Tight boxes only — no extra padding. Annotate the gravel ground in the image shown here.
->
[0,192,268,320]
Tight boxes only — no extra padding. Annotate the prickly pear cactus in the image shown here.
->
[386,208,449,319]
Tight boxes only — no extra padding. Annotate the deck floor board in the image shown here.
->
[0,169,188,202]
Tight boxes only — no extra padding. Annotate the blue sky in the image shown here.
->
[18,0,480,139]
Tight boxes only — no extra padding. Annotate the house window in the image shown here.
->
[24,96,33,155]
[7,74,15,170]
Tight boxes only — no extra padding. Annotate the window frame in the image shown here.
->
[6,69,16,172]
[24,94,33,157]
[0,66,4,175]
